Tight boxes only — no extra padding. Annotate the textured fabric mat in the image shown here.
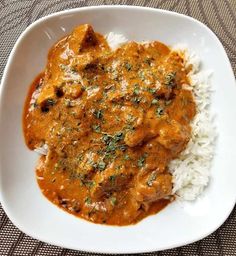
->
[0,0,235,255]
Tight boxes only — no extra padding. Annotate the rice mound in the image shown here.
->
[168,47,216,200]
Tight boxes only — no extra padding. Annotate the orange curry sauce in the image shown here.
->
[23,24,196,225]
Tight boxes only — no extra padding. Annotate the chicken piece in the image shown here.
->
[36,85,55,106]
[91,164,133,200]
[133,171,172,203]
[166,89,196,124]
[62,83,83,99]
[156,119,190,155]
[76,151,100,178]
[124,128,146,147]
[142,139,171,172]
[37,25,99,105]
[69,24,98,53]
[154,79,173,99]
[124,109,161,147]
[116,41,144,59]
[144,41,170,57]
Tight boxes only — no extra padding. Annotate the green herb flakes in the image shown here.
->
[151,99,159,105]
[84,180,95,188]
[137,153,148,168]
[132,97,142,104]
[165,100,172,106]
[109,175,116,183]
[114,131,124,142]
[110,196,117,206]
[92,124,101,133]
[147,172,157,187]
[125,63,132,71]
[164,72,176,87]
[93,109,103,119]
[156,106,164,117]
[85,197,92,205]
[98,161,106,171]
[144,58,152,66]
[147,88,156,94]
[138,71,145,81]
[124,154,130,160]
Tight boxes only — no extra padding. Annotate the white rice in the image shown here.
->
[34,143,48,155]
[105,32,128,50]
[168,46,216,200]
[29,86,41,112]
[33,32,216,201]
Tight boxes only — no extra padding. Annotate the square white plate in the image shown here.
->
[0,6,236,253]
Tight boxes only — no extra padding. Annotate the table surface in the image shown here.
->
[0,0,235,255]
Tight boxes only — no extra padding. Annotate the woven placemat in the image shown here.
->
[0,0,235,255]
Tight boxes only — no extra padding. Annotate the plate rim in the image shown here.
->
[0,5,235,254]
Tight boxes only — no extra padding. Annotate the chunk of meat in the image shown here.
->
[62,83,83,99]
[154,79,173,99]
[166,89,196,124]
[37,85,55,106]
[37,25,101,105]
[69,24,98,53]
[76,151,100,177]
[91,164,133,199]
[156,119,190,155]
[124,109,162,147]
[124,128,146,147]
[133,171,172,203]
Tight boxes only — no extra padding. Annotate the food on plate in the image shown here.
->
[23,24,215,225]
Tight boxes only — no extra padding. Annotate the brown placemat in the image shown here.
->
[0,0,235,255]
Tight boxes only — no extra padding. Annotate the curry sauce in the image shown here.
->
[23,24,196,225]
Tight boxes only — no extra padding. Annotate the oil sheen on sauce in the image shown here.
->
[23,24,196,226]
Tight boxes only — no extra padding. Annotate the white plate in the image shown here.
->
[0,5,236,254]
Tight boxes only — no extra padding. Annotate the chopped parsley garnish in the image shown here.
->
[101,133,122,159]
[71,66,78,74]
[85,197,92,205]
[77,154,84,163]
[113,131,124,142]
[92,124,101,133]
[138,71,145,81]
[127,114,135,123]
[151,99,159,105]
[106,140,117,152]
[165,100,172,106]
[101,132,125,156]
[124,154,130,160]
[109,175,116,183]
[65,99,75,108]
[156,106,164,117]
[54,163,59,171]
[119,144,127,151]
[144,58,152,66]
[93,109,103,119]
[147,172,157,187]
[125,63,132,71]
[84,180,95,188]
[110,196,117,206]
[147,88,156,94]
[137,153,148,168]
[102,134,110,144]
[59,64,67,71]
[133,84,140,95]
[164,72,176,87]
[134,87,140,95]
[132,97,142,104]
[97,161,106,171]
